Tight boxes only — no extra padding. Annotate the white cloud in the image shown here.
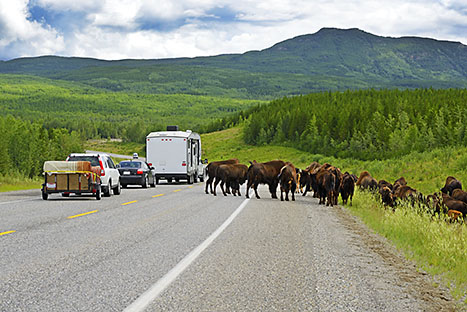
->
[1,0,467,60]
[0,0,64,58]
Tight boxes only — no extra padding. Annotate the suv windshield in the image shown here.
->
[119,161,141,168]
[68,156,100,166]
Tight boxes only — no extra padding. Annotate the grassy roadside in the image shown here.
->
[201,126,467,305]
[0,175,42,192]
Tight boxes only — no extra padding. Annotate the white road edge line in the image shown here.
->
[123,198,250,312]
[0,199,36,206]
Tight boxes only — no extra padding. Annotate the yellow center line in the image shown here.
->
[0,230,16,236]
[188,186,193,189]
[152,194,165,198]
[122,200,138,206]
[173,189,182,192]
[67,210,98,219]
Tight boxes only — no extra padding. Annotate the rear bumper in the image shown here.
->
[119,175,145,185]
[156,174,189,180]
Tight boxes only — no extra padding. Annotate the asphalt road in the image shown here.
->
[0,183,456,311]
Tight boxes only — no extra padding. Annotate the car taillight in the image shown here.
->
[182,161,186,167]
[137,169,143,174]
[99,159,105,176]
[148,163,152,167]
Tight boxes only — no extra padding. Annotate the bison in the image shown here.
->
[380,186,394,208]
[245,160,286,199]
[441,193,467,219]
[441,176,462,196]
[452,189,467,204]
[278,163,298,201]
[340,172,355,205]
[205,159,239,194]
[378,179,393,191]
[213,163,248,196]
[316,169,336,206]
[356,171,377,191]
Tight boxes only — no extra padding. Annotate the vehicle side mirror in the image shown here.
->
[116,164,120,168]
[150,167,155,170]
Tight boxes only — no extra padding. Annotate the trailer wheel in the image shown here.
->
[42,190,48,200]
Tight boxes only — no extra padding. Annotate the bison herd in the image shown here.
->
[367,173,467,221]
[204,159,467,222]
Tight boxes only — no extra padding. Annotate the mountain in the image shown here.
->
[1,28,466,99]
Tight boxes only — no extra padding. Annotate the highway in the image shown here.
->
[0,183,455,311]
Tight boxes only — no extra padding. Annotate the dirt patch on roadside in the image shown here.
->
[332,205,461,312]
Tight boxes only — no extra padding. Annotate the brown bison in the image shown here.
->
[441,193,467,218]
[213,164,248,196]
[452,189,467,204]
[393,185,418,202]
[356,171,377,191]
[205,159,239,194]
[246,160,286,199]
[378,179,393,191]
[380,186,394,208]
[392,177,407,193]
[340,172,355,205]
[316,169,336,206]
[278,163,298,201]
[441,176,462,196]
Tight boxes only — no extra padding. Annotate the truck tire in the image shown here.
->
[142,176,148,188]
[42,190,48,200]
[188,174,194,184]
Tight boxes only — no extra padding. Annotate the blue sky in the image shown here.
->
[1,0,467,61]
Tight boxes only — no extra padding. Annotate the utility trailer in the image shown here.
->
[41,161,102,200]
[146,127,205,184]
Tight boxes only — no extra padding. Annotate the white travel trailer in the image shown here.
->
[146,127,205,184]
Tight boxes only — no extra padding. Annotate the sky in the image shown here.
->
[0,0,467,61]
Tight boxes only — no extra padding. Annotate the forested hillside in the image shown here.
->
[0,75,262,140]
[241,88,467,160]
[1,28,467,99]
[0,116,82,178]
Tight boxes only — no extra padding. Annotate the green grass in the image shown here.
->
[201,125,467,305]
[0,175,41,192]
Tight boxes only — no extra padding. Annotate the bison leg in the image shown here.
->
[280,188,284,201]
[205,176,213,194]
[285,190,289,201]
[291,183,296,201]
[246,180,254,198]
[254,182,261,199]
[220,181,228,196]
[213,178,222,196]
[269,182,278,199]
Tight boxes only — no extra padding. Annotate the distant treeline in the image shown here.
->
[239,89,467,160]
[0,116,83,178]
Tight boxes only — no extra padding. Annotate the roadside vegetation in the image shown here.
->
[201,126,467,305]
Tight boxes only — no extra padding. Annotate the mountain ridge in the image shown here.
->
[1,28,466,98]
